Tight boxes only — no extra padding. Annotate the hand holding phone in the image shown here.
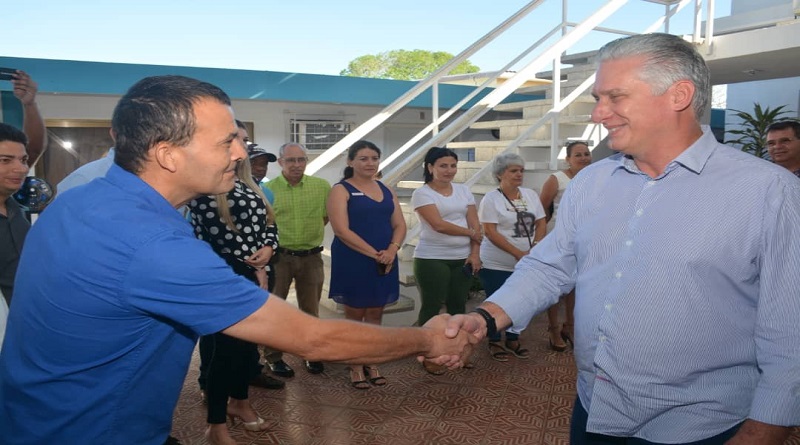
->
[0,67,17,81]
[461,262,474,277]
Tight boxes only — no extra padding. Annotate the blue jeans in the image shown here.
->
[477,268,518,343]
[570,397,741,445]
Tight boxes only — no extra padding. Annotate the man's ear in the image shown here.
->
[152,142,179,173]
[671,80,695,113]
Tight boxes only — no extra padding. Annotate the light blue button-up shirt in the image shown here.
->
[489,128,800,442]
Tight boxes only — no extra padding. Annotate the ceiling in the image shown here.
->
[704,20,800,85]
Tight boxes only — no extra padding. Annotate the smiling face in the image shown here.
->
[566,143,592,173]
[591,56,675,158]
[0,140,29,199]
[428,155,458,184]
[348,147,380,179]
[175,98,243,197]
[766,127,800,171]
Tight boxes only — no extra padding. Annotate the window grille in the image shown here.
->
[290,119,352,151]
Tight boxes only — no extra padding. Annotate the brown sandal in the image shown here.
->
[349,367,370,390]
[364,366,387,386]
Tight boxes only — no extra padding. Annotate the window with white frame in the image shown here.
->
[289,119,353,151]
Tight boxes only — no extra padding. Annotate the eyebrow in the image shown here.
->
[220,131,239,145]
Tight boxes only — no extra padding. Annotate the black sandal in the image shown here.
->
[349,367,370,390]
[505,339,530,359]
[363,366,387,386]
[488,341,510,362]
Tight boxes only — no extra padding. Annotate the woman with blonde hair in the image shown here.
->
[188,148,278,444]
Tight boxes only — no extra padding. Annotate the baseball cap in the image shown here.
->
[247,143,277,162]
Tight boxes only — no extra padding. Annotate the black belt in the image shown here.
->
[278,246,323,257]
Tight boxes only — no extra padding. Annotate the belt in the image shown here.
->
[278,246,323,257]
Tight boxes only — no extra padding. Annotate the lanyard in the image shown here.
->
[498,188,534,248]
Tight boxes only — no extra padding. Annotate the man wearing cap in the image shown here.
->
[263,142,331,377]
[247,143,276,185]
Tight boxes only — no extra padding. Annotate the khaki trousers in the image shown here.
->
[262,252,324,364]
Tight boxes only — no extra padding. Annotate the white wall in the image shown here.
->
[34,92,441,184]
[726,77,800,123]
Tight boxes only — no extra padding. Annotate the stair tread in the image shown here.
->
[470,114,592,129]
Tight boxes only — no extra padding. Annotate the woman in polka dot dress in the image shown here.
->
[188,156,278,445]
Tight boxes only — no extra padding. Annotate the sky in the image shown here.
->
[3,0,731,77]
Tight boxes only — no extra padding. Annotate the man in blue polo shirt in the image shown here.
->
[0,75,476,445]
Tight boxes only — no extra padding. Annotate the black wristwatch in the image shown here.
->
[472,307,498,338]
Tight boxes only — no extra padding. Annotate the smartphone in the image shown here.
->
[462,262,474,277]
[0,67,17,81]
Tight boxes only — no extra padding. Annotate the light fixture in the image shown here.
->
[63,141,73,149]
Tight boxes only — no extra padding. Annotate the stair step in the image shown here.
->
[494,95,595,112]
[470,114,592,130]
[447,139,551,149]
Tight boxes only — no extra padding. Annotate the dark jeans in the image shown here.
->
[477,268,519,343]
[198,258,273,390]
[570,397,741,445]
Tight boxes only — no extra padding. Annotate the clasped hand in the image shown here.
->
[417,314,484,369]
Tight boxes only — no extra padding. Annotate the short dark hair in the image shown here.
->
[766,120,800,139]
[111,75,231,174]
[0,123,28,147]
[343,140,381,180]
[422,146,458,183]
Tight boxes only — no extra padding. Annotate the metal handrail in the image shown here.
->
[379,23,564,186]
[381,0,630,190]
[305,0,548,175]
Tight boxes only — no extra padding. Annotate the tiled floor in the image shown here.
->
[170,295,800,445]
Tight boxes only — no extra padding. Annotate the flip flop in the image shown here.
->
[488,341,510,362]
[364,366,387,386]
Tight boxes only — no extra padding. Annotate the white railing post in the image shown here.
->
[432,82,439,135]
[305,0,547,175]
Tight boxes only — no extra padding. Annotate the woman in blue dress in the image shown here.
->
[327,140,407,389]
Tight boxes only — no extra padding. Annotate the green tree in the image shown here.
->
[726,103,794,159]
[340,49,480,80]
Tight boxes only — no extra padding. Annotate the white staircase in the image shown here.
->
[317,0,800,321]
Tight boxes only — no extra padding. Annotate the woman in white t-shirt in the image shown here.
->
[539,141,592,351]
[478,153,546,360]
[412,147,482,372]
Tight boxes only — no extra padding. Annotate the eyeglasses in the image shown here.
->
[766,138,799,148]
[281,156,308,164]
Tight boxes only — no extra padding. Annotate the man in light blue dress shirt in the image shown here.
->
[460,33,799,444]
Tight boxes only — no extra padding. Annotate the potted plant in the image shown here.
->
[725,103,794,159]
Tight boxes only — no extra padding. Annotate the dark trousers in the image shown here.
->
[205,333,257,424]
[198,259,273,391]
[570,397,741,445]
[477,268,519,342]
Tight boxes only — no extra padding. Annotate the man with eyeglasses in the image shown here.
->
[766,120,800,178]
[262,143,331,377]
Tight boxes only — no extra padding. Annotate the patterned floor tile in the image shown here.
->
[169,307,800,445]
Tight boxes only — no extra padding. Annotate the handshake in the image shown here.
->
[415,311,491,370]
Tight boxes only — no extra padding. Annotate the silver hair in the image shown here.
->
[597,33,710,119]
[278,142,308,158]
[491,152,525,183]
